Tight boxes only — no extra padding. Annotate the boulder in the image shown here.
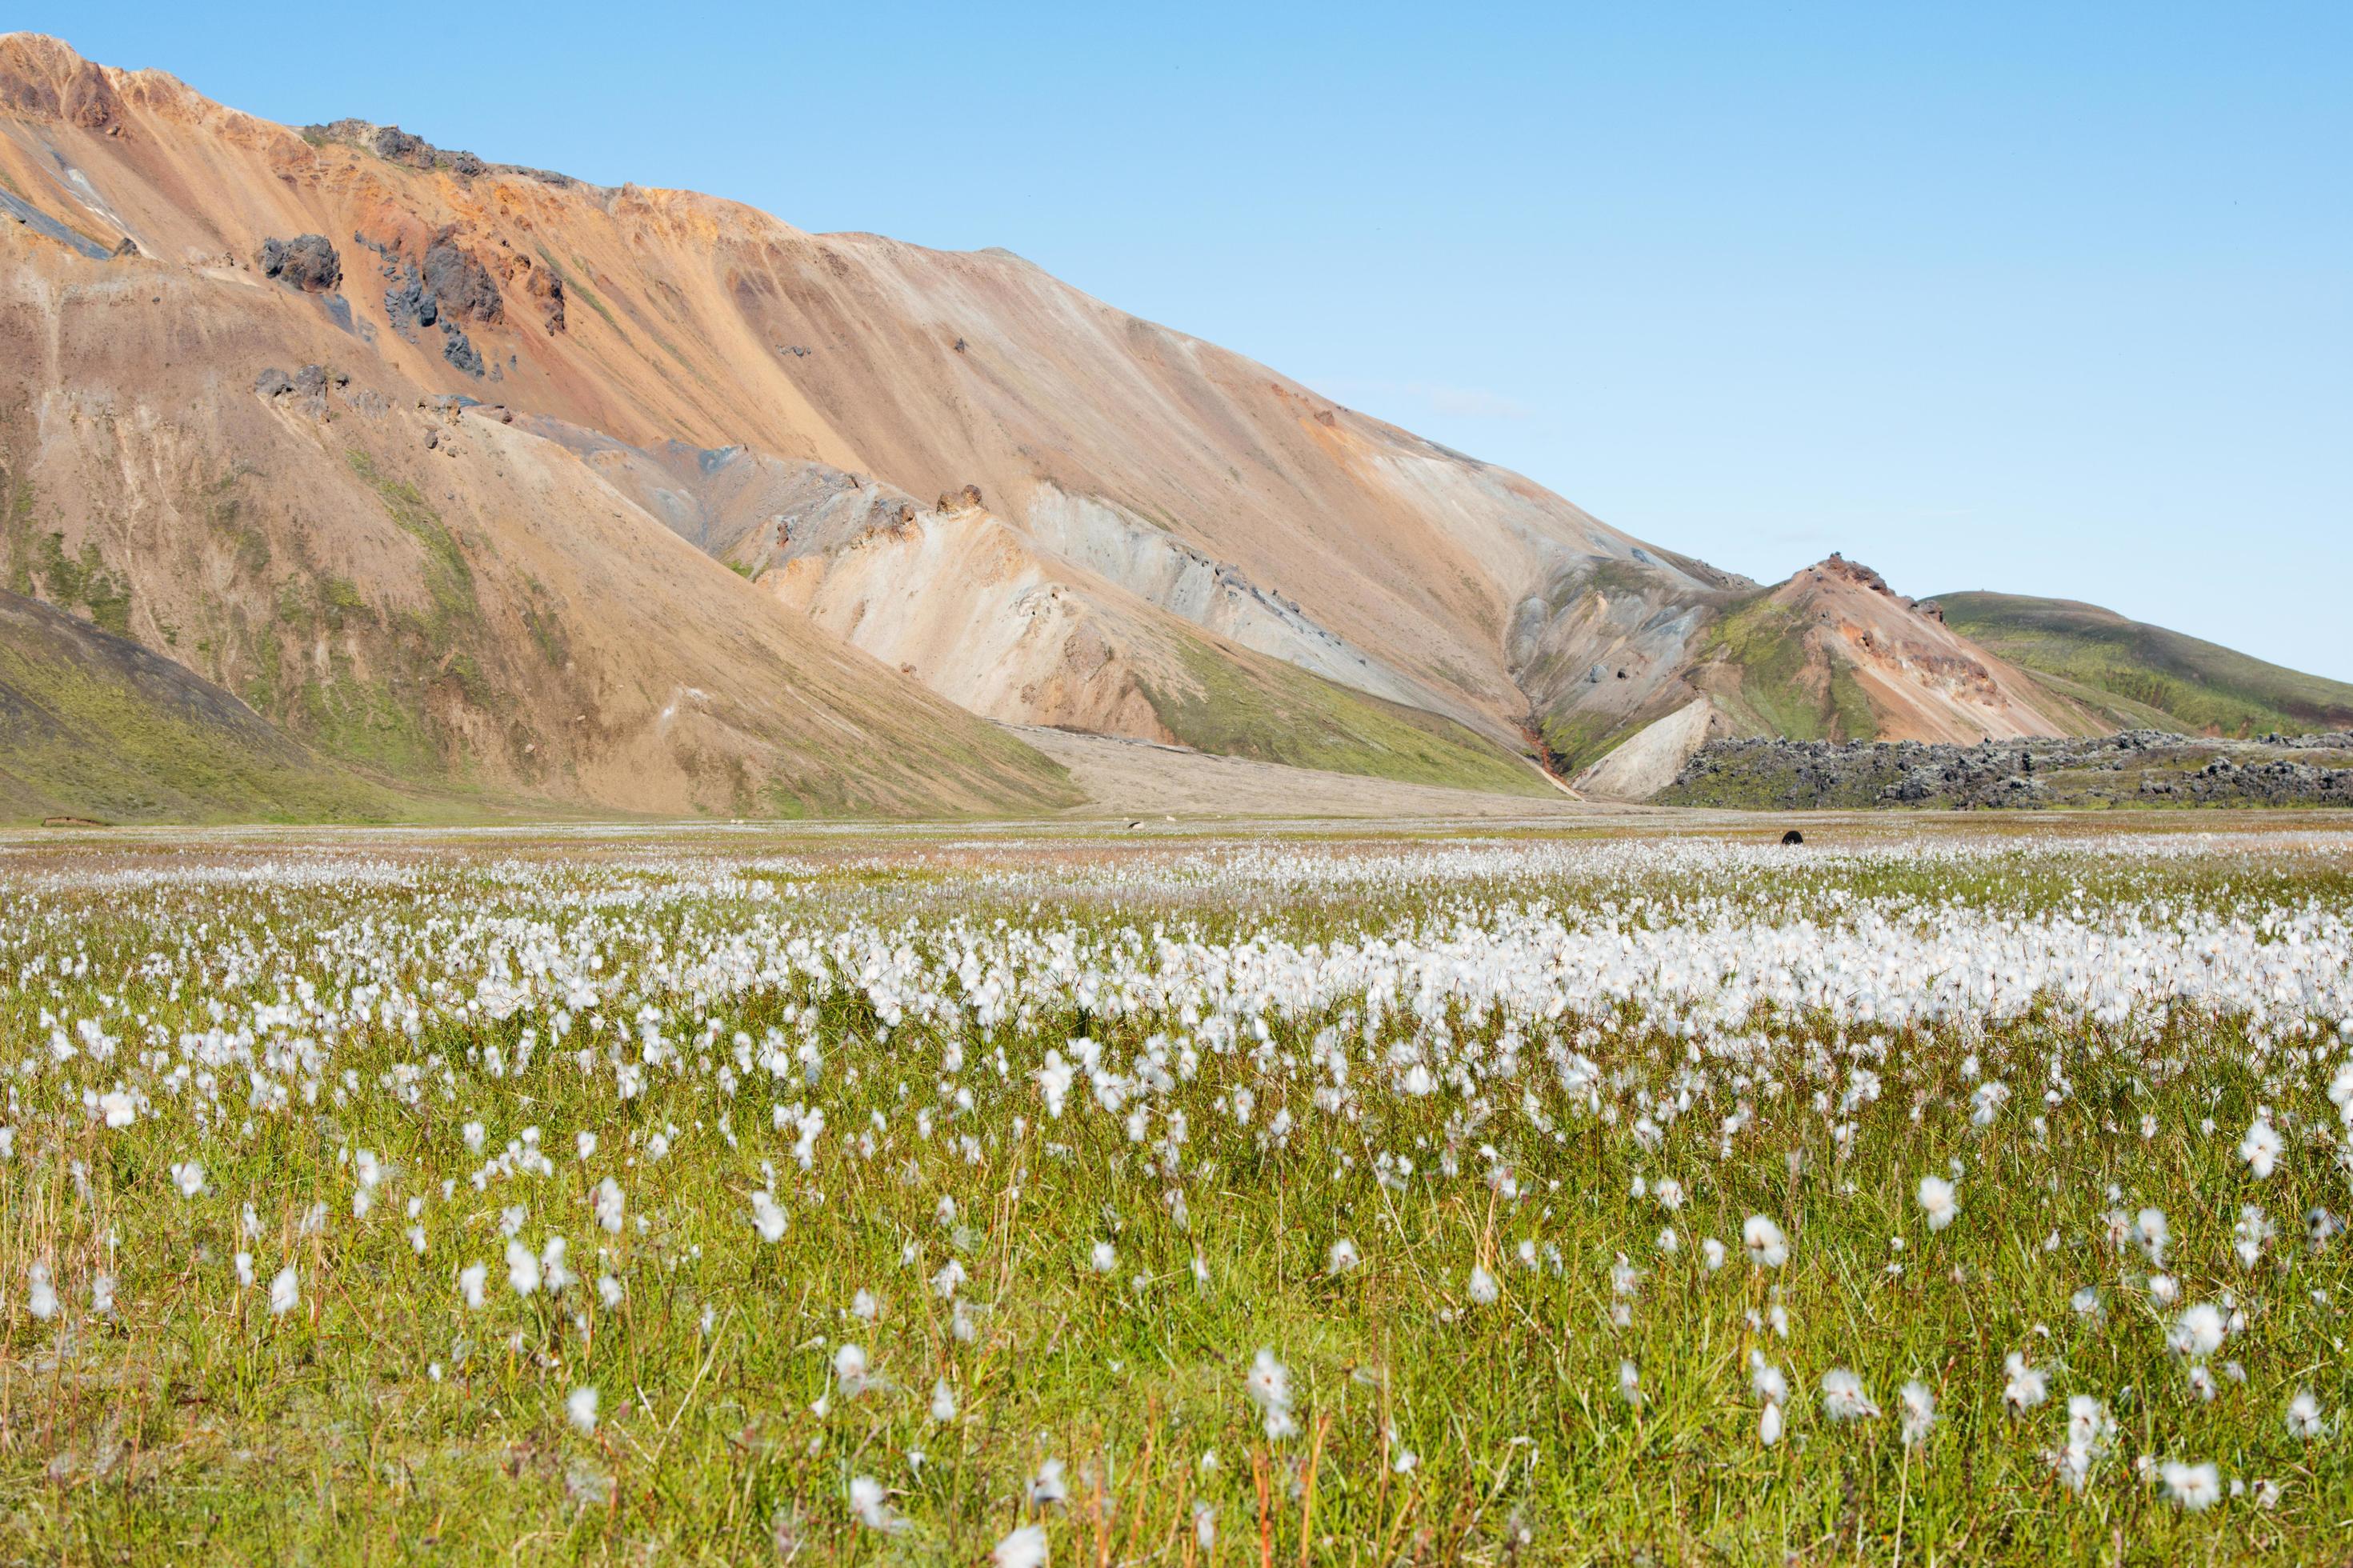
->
[257,234,342,294]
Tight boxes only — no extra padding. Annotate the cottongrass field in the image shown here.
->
[2,821,2351,1565]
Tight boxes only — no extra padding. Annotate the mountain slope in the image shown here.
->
[4,32,2342,818]
[0,589,393,822]
[1933,592,2353,738]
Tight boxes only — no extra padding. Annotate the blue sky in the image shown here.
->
[26,2,2351,678]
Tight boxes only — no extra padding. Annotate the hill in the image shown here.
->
[1933,592,2353,738]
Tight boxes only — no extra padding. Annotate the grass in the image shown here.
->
[1139,635,1551,797]
[1,823,2349,1562]
[1935,591,2353,738]
[0,593,396,826]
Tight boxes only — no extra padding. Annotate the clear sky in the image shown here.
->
[22,2,2351,678]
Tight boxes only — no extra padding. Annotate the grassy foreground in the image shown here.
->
[2,822,2350,1564]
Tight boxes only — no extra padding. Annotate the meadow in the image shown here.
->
[2,819,2349,1564]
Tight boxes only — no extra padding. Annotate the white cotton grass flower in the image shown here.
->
[27,1262,58,1321]
[2047,1394,2114,1491]
[1749,1351,1789,1407]
[575,1130,596,1162]
[2134,1207,2171,1266]
[750,1190,786,1244]
[1820,1368,1879,1422]
[235,1251,255,1289]
[541,1238,574,1295]
[269,1264,300,1316]
[2147,1273,2179,1307]
[833,1342,874,1398]
[1916,1175,1958,1232]
[1700,1237,1727,1271]
[505,1239,541,1297]
[2003,1353,2048,1414]
[849,1474,906,1533]
[930,1378,957,1423]
[592,1178,625,1235]
[170,1159,206,1198]
[2239,1114,2282,1178]
[993,1523,1049,1568]
[1028,1457,1068,1507]
[2167,1302,2227,1362]
[1193,1501,1216,1550]
[1327,1238,1360,1275]
[2163,1460,2222,1510]
[567,1386,598,1434]
[1467,1265,1500,1306]
[1743,1215,1788,1269]
[1759,1399,1783,1446]
[1246,1347,1299,1438]
[91,1274,115,1315]
[1088,1241,1115,1274]
[2286,1389,2324,1438]
[459,1262,488,1309]
[1899,1381,1937,1446]
[1617,1359,1643,1407]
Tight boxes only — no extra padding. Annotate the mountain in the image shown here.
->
[0,34,2338,819]
[1931,592,2353,739]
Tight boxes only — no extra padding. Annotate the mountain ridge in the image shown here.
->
[1,32,2338,816]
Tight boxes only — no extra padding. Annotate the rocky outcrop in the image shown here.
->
[1661,731,2353,810]
[257,234,342,294]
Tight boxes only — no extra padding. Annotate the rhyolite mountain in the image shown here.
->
[0,34,2336,818]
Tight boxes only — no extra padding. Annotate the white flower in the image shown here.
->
[930,1378,957,1423]
[1743,1215,1788,1269]
[1820,1368,1879,1422]
[1915,1176,1957,1232]
[1467,1266,1499,1305]
[235,1251,255,1289]
[2286,1389,2324,1438]
[1759,1400,1783,1446]
[833,1342,873,1397]
[2147,1273,2179,1307]
[171,1160,206,1198]
[1899,1381,1937,1445]
[1749,1352,1789,1406]
[750,1190,786,1243]
[2167,1302,2226,1362]
[459,1262,488,1308]
[993,1523,1049,1568]
[269,1264,300,1316]
[567,1386,598,1433]
[592,1178,625,1235]
[575,1131,597,1162]
[2002,1353,2047,1414]
[2239,1115,2282,1179]
[1327,1238,1360,1275]
[1700,1237,1727,1270]
[2134,1207,2170,1266]
[1617,1359,1643,1406]
[98,1090,135,1128]
[1088,1241,1115,1273]
[506,1239,541,1297]
[1028,1457,1067,1507]
[1246,1347,1299,1438]
[2162,1460,2221,1510]
[849,1474,904,1533]
[27,1262,57,1321]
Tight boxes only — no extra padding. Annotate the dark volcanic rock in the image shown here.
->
[421,234,503,326]
[256,234,342,293]
[1661,730,2353,811]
